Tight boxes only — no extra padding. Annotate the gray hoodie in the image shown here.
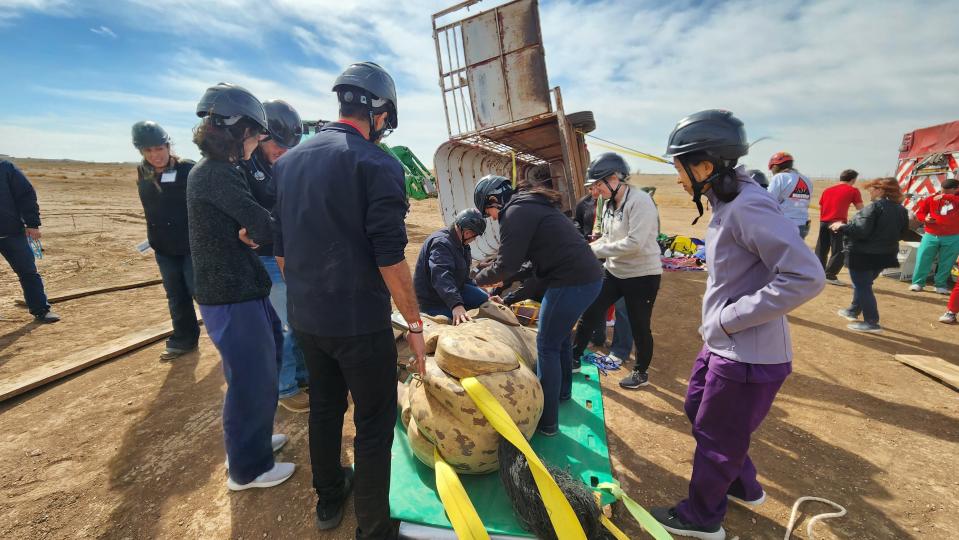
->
[700,167,825,365]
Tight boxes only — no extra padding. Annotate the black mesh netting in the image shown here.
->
[497,437,615,540]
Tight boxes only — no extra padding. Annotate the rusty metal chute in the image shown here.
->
[432,0,592,259]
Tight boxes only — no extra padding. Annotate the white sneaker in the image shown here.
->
[935,287,951,295]
[939,311,957,324]
[908,284,924,292]
[227,462,295,491]
[225,434,289,469]
[728,490,766,507]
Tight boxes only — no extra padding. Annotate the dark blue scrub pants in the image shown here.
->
[199,297,282,485]
[420,283,489,319]
[0,233,50,317]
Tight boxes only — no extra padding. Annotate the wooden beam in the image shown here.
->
[0,320,178,403]
[15,278,162,306]
[894,354,959,392]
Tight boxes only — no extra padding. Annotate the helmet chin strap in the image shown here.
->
[602,175,623,208]
[682,161,720,225]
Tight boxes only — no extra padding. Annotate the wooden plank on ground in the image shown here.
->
[15,278,163,306]
[894,354,959,392]
[0,320,175,403]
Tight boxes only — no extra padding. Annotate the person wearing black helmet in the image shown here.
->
[473,174,603,436]
[649,110,824,540]
[237,99,309,414]
[413,208,491,324]
[746,169,768,189]
[187,83,295,492]
[273,62,423,539]
[131,120,198,360]
[571,152,662,390]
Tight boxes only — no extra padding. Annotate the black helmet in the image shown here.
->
[196,82,268,132]
[748,169,769,188]
[131,121,170,149]
[263,100,303,149]
[586,152,630,185]
[665,109,748,162]
[453,208,487,236]
[473,175,513,213]
[333,62,398,132]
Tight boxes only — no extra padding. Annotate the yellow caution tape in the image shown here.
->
[461,376,587,540]
[578,131,671,164]
[433,447,490,540]
[597,481,673,540]
[600,514,631,540]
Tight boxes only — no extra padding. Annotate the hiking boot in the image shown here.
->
[225,433,289,469]
[316,467,354,530]
[727,489,766,507]
[935,287,951,295]
[939,311,957,324]
[650,507,725,540]
[908,284,924,292]
[619,370,649,389]
[848,321,882,333]
[825,277,843,286]
[572,357,582,373]
[279,391,310,413]
[836,308,859,321]
[226,462,295,491]
[34,310,60,324]
[160,345,197,361]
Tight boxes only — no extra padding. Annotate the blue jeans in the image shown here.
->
[848,268,882,325]
[200,297,282,484]
[420,284,489,319]
[610,298,633,359]
[537,279,602,432]
[0,233,50,316]
[261,256,308,398]
[154,252,200,350]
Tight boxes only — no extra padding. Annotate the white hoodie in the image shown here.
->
[590,186,663,278]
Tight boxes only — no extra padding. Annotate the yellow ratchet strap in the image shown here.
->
[597,481,673,540]
[461,376,587,540]
[433,447,490,540]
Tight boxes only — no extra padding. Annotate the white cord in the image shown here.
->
[784,496,847,539]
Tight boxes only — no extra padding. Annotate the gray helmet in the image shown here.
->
[586,152,630,185]
[196,82,268,132]
[665,109,748,162]
[263,100,303,149]
[454,208,487,236]
[473,174,513,213]
[131,121,170,150]
[333,62,398,130]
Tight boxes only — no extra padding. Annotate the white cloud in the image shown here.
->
[89,24,116,38]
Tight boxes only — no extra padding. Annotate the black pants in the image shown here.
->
[294,328,398,540]
[573,271,661,373]
[814,222,845,279]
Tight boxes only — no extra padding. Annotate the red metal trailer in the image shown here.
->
[896,120,959,210]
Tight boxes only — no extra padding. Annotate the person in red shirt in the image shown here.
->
[815,169,864,284]
[910,178,959,294]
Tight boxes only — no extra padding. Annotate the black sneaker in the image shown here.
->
[650,507,725,540]
[33,310,60,324]
[316,467,354,530]
[572,356,582,373]
[847,321,882,333]
[619,370,649,389]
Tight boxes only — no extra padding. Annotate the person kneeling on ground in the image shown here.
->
[131,120,199,360]
[571,152,662,390]
[832,178,909,333]
[909,178,959,294]
[472,174,602,437]
[413,208,490,324]
[650,110,825,540]
[188,83,293,491]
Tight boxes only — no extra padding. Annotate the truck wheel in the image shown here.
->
[567,111,596,133]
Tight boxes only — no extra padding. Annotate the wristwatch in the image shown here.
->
[407,319,424,334]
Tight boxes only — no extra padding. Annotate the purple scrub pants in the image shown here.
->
[675,345,789,526]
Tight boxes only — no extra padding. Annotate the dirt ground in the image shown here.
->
[1,159,956,540]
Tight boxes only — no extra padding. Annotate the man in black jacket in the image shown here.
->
[274,62,425,540]
[0,160,58,323]
[413,208,489,324]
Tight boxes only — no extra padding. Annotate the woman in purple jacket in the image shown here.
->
[650,110,825,540]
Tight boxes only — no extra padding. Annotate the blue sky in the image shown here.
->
[0,0,956,177]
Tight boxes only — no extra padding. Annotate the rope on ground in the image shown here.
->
[783,496,847,539]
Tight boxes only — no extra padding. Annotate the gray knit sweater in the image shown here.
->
[186,157,273,305]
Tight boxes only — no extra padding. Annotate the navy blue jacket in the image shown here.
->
[274,122,408,337]
[0,160,40,237]
[414,227,473,311]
